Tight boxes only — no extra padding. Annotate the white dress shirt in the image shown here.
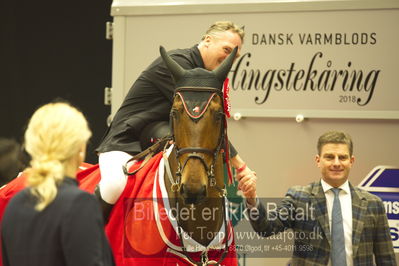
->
[321,179,353,266]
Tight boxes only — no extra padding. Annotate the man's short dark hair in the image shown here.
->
[317,131,353,156]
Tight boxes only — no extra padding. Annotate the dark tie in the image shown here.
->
[331,188,347,266]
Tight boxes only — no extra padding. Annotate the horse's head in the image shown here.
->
[160,46,237,205]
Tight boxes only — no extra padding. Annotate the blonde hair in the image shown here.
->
[202,21,245,43]
[24,102,91,211]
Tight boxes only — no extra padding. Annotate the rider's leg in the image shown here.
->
[98,151,133,221]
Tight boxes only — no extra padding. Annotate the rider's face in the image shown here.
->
[201,30,242,71]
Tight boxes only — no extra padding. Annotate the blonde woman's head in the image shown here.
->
[24,102,91,210]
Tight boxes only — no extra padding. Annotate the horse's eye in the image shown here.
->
[215,112,224,121]
[170,109,178,119]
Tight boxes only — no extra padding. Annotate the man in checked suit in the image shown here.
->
[237,131,396,265]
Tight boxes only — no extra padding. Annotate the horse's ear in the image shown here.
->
[160,46,185,83]
[213,46,238,83]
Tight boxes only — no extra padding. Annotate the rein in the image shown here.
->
[165,86,229,265]
[169,87,226,195]
[123,136,172,176]
[123,85,231,265]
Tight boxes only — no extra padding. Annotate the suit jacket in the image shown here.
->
[249,181,396,265]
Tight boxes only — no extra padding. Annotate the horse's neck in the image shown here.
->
[165,152,225,247]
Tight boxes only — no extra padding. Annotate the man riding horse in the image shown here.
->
[95,21,257,217]
[102,44,240,266]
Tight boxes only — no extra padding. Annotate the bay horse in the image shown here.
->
[107,46,239,265]
[0,46,239,266]
[158,45,238,265]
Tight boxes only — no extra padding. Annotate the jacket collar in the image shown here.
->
[310,181,331,246]
[349,183,368,257]
[310,181,368,257]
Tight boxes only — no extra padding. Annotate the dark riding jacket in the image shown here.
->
[96,45,237,156]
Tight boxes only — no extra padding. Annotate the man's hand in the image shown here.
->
[236,165,257,207]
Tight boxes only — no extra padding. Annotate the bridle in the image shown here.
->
[163,86,231,265]
[124,85,228,199]
[123,45,238,265]
[167,87,227,197]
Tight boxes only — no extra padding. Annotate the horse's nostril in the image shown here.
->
[180,184,206,205]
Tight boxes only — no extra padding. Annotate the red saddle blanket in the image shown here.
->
[0,152,237,266]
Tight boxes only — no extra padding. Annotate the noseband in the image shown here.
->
[169,87,226,196]
[168,87,230,265]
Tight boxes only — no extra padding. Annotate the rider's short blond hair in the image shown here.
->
[201,21,245,43]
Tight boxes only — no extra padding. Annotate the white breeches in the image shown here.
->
[98,151,134,204]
